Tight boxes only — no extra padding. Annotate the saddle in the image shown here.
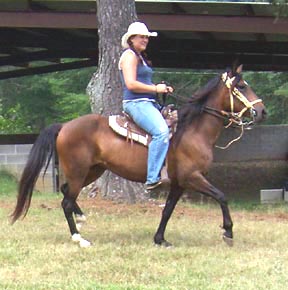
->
[109,104,178,146]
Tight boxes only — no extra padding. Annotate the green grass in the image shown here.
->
[0,170,18,197]
[1,176,288,289]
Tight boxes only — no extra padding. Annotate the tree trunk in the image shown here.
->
[86,0,147,202]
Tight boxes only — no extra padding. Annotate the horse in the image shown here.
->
[11,65,267,247]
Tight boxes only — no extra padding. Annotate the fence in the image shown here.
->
[0,134,56,192]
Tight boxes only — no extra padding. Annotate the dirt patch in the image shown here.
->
[2,195,288,223]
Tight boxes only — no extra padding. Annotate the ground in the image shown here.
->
[3,194,288,224]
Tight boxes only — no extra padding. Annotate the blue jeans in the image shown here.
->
[123,100,169,184]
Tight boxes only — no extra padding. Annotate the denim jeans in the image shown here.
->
[123,100,169,184]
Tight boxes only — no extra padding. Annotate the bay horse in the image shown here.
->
[11,65,266,247]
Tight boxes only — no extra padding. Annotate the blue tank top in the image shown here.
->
[119,51,156,101]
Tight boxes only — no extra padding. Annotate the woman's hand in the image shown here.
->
[155,83,174,94]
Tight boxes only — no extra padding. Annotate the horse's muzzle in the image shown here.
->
[253,106,268,124]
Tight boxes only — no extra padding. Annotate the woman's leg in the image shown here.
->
[123,101,169,184]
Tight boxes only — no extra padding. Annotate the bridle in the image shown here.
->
[205,71,263,149]
[220,72,263,128]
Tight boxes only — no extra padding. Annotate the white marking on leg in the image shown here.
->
[71,233,91,247]
[72,233,82,243]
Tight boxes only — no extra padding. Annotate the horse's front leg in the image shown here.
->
[154,184,183,247]
[190,173,233,246]
[206,185,233,245]
[220,197,234,246]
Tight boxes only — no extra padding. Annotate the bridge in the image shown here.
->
[0,0,288,79]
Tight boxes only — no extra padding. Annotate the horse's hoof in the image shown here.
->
[155,240,173,248]
[79,239,91,248]
[72,233,82,243]
[71,234,91,247]
[223,235,234,247]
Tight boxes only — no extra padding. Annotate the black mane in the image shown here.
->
[177,74,221,130]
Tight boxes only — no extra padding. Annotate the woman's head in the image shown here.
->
[121,22,157,51]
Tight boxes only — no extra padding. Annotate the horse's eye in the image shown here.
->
[237,84,246,90]
[237,80,248,90]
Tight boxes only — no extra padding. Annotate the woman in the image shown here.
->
[119,21,173,190]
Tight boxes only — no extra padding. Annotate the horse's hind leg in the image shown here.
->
[60,181,91,247]
[74,202,87,225]
[154,184,184,247]
[61,183,86,228]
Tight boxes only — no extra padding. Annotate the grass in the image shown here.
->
[1,176,288,289]
[0,170,18,197]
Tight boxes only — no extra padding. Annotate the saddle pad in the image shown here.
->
[109,115,150,146]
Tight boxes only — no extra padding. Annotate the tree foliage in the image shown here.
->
[243,71,288,124]
[0,68,287,135]
[270,0,288,18]
[0,68,94,133]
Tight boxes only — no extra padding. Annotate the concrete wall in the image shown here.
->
[0,143,54,192]
[206,125,288,201]
[213,125,287,162]
[0,125,287,199]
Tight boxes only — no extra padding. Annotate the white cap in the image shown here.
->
[121,22,157,49]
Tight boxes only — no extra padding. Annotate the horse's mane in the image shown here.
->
[177,74,221,129]
[172,74,222,145]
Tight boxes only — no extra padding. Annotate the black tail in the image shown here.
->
[11,123,62,223]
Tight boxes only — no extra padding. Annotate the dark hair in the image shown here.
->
[175,75,221,142]
[127,36,152,66]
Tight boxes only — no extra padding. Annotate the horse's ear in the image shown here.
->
[231,59,239,74]
[236,64,243,74]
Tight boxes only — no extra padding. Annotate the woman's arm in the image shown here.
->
[121,51,156,93]
[120,50,173,94]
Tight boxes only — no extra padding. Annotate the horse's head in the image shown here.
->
[221,65,267,128]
